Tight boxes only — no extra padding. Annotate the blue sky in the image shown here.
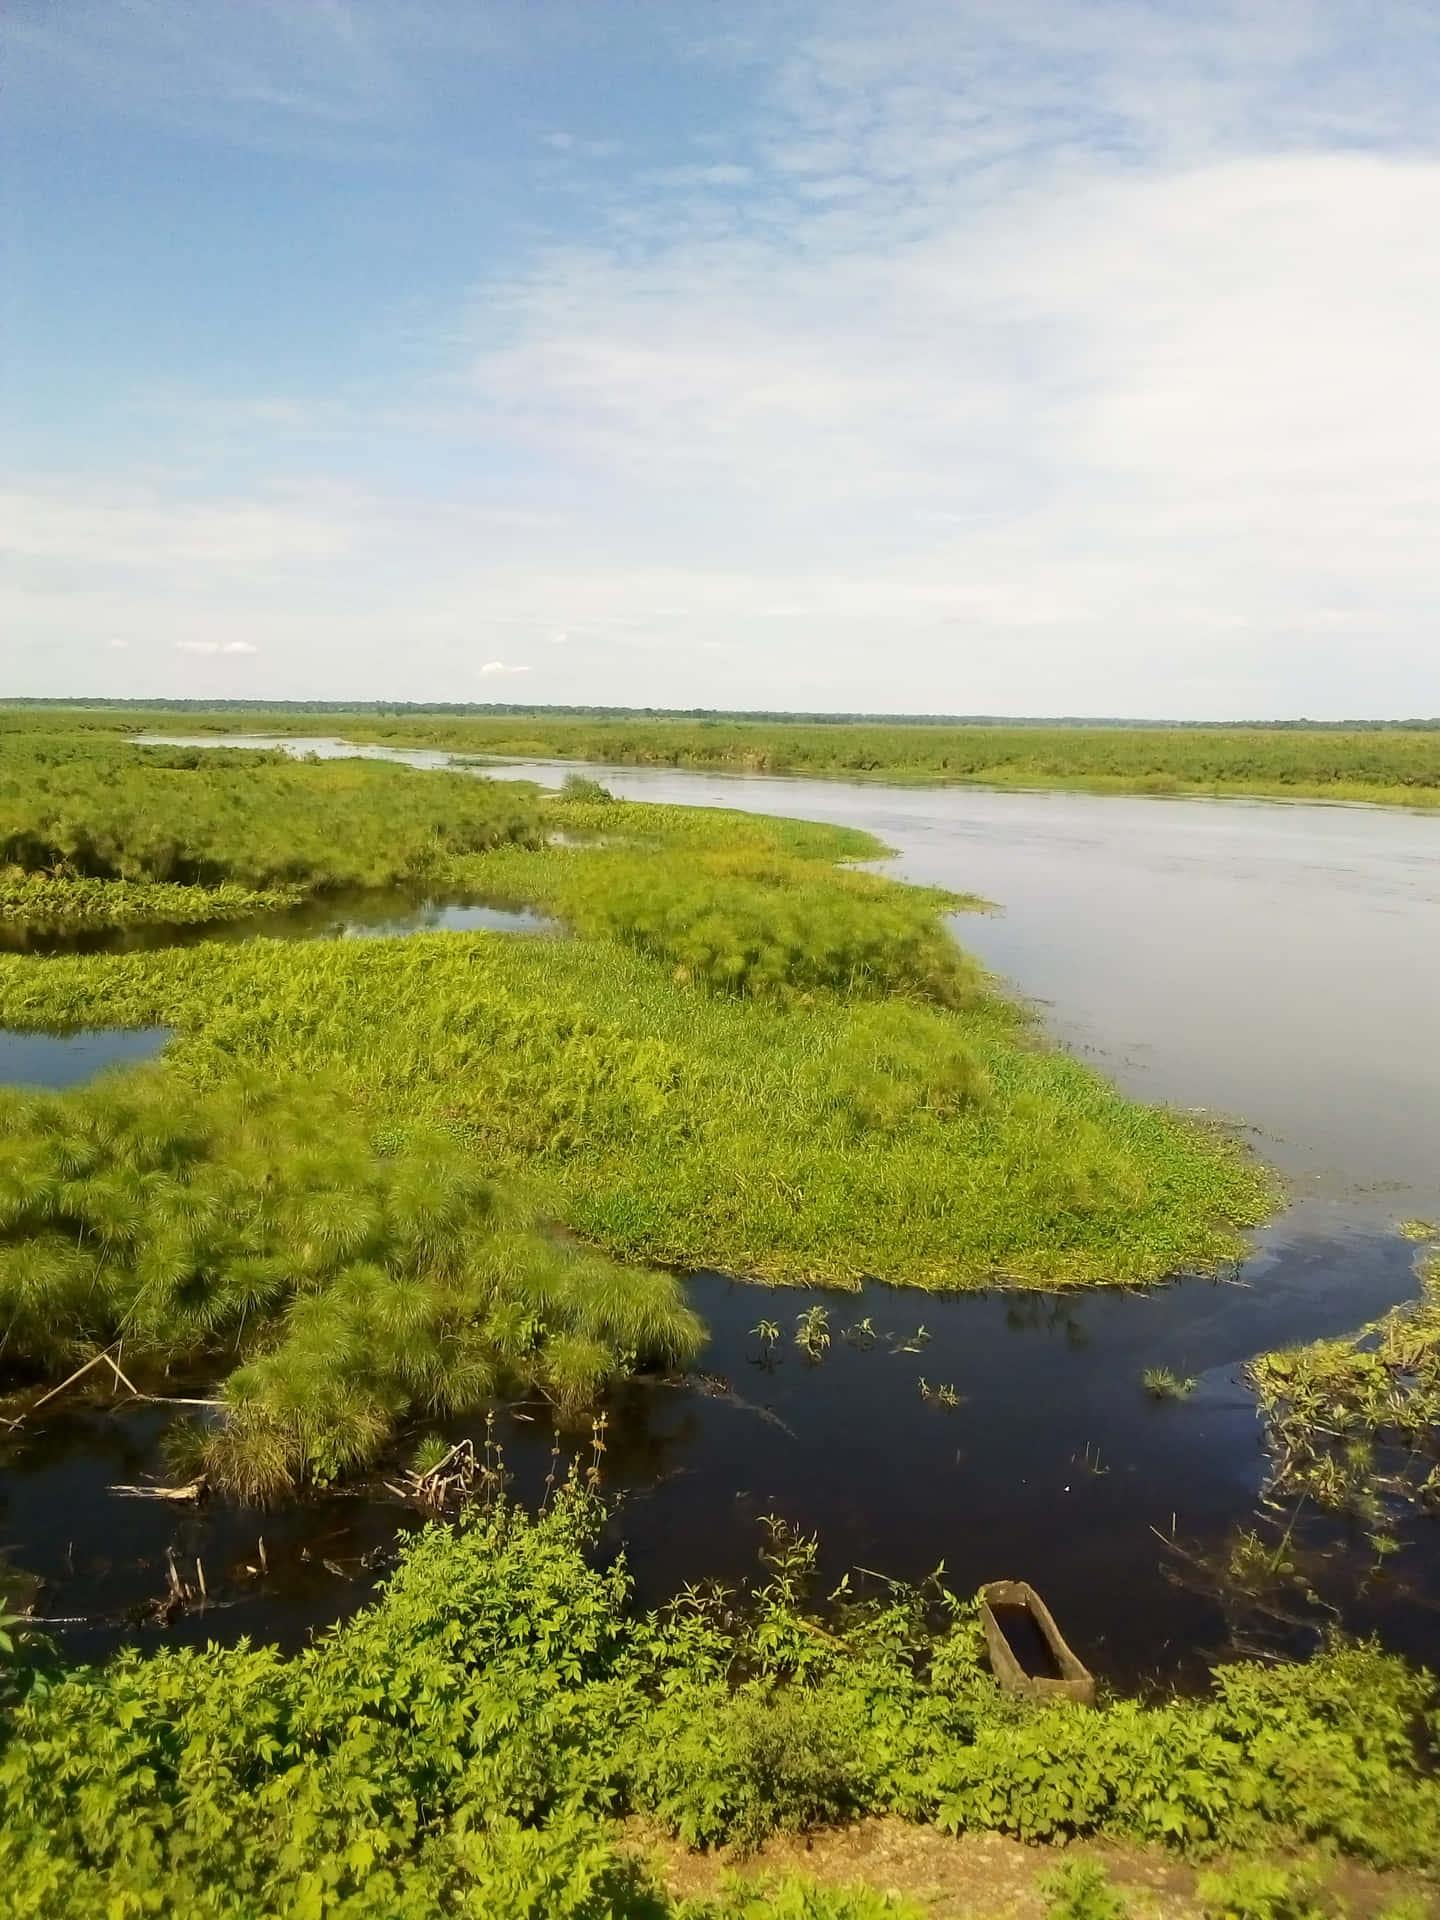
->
[3,0,1439,716]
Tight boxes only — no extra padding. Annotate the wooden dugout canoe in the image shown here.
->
[979,1579,1097,1707]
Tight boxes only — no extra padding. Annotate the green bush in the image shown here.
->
[1,1494,1437,1918]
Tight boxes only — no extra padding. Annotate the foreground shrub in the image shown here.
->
[1,1495,1437,1918]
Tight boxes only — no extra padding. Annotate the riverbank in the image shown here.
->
[6,706,1440,809]
[3,1490,1436,1918]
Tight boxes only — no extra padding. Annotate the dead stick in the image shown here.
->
[104,1353,144,1400]
[195,1559,207,1600]
[27,1348,119,1415]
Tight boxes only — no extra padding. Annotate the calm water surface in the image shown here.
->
[0,1026,171,1087]
[1,889,555,957]
[2,735,1433,1680]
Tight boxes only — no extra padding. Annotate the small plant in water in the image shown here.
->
[890,1324,930,1354]
[917,1379,962,1408]
[751,1317,782,1357]
[1143,1366,1196,1399]
[795,1306,831,1359]
[843,1316,877,1348]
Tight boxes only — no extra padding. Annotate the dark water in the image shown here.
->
[0,891,556,957]
[0,1026,171,1088]
[2,1218,1432,1689]
[2,734,1424,1681]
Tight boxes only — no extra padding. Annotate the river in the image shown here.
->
[1,738,1435,1686]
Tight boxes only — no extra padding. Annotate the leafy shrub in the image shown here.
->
[630,1681,871,1853]
[1043,1861,1129,1920]
[561,775,616,804]
[1197,1860,1327,1920]
[2,1493,1438,1918]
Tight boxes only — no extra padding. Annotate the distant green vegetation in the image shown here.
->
[0,731,542,889]
[8,702,1440,803]
[2,1489,1436,1917]
[342,714,1440,804]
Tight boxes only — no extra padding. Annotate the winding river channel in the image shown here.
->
[2,737,1437,1689]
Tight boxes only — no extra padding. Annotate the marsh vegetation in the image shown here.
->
[0,722,1275,1493]
[104,709,1440,808]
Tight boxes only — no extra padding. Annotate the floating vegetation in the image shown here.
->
[1142,1367,1197,1400]
[795,1305,832,1359]
[1247,1253,1440,1518]
[917,1378,962,1408]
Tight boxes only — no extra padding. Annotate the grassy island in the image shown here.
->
[0,724,1275,1488]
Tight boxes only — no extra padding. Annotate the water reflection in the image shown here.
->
[1,891,559,957]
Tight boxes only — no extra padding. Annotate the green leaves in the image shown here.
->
[3,1494,1440,1918]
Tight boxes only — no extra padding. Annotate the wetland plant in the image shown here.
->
[794,1305,831,1359]
[751,1317,782,1358]
[1142,1367,1197,1399]
[0,1069,701,1495]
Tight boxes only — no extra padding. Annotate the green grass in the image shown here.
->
[2,1489,1436,1917]
[0,873,305,929]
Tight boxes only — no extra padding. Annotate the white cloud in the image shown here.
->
[107,638,128,649]
[6,3,1440,713]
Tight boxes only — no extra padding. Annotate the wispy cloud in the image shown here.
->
[176,640,259,655]
[6,3,1440,712]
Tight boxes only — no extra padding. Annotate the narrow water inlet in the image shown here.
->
[0,1026,172,1088]
[0,890,560,957]
[3,1218,1434,1690]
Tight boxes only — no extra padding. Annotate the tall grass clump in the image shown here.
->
[0,1069,700,1493]
[530,849,981,1006]
[0,733,543,890]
